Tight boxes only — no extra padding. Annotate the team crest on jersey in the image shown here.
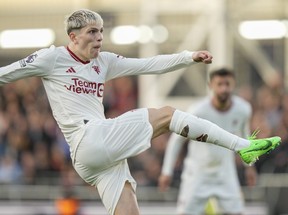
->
[92,65,100,74]
[19,54,38,67]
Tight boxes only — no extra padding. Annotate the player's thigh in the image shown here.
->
[177,195,208,215]
[177,179,208,215]
[76,108,153,170]
[75,159,137,215]
[177,176,210,215]
[114,182,140,215]
[217,196,244,215]
[216,183,244,214]
[103,108,153,162]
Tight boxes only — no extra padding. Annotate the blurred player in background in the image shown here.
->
[0,9,280,215]
[159,68,258,215]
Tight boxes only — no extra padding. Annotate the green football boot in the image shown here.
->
[238,130,281,165]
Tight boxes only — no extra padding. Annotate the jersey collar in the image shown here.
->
[66,46,90,64]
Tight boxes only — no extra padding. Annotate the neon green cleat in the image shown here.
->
[238,132,281,165]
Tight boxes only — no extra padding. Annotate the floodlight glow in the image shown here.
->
[110,25,169,45]
[110,25,139,45]
[0,28,55,48]
[152,25,169,43]
[239,20,287,40]
[138,25,153,44]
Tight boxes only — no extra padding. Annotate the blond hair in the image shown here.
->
[64,9,103,35]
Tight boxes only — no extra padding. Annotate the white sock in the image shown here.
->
[169,110,250,151]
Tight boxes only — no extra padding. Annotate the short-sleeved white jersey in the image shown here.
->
[161,96,251,215]
[162,96,252,179]
[185,96,251,175]
[0,45,195,157]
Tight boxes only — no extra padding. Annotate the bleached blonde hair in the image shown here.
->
[64,9,103,35]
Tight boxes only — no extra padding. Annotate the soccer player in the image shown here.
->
[159,68,257,215]
[0,9,280,215]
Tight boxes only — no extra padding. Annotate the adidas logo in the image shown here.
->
[66,67,76,73]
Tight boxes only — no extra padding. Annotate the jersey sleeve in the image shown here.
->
[161,133,187,176]
[161,100,206,176]
[242,101,252,138]
[104,51,196,81]
[0,46,56,86]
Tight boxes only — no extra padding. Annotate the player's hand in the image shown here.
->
[158,174,172,192]
[192,51,213,64]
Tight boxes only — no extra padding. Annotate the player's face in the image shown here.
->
[73,23,104,60]
[209,76,235,104]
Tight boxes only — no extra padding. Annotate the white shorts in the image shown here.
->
[73,108,153,215]
[177,173,244,215]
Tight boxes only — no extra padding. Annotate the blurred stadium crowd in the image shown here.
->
[0,72,287,189]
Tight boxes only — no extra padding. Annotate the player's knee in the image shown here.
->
[149,106,175,120]
[148,106,176,137]
[158,106,175,117]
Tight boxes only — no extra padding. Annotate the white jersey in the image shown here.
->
[0,45,195,159]
[186,96,251,177]
[162,96,252,214]
[162,96,251,177]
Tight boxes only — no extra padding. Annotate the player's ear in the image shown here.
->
[68,32,78,43]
